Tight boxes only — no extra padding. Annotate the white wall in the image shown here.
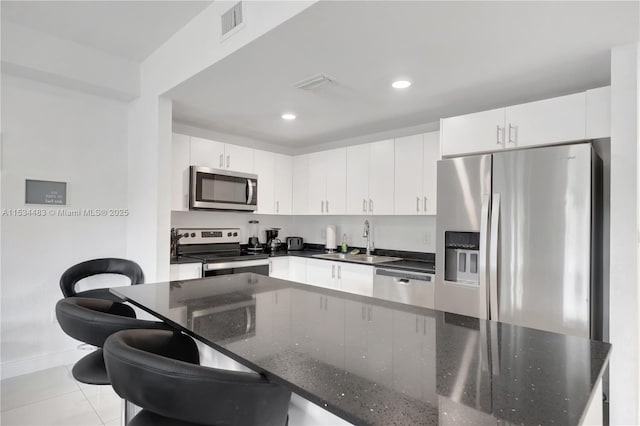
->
[1,21,139,101]
[171,212,436,254]
[0,74,130,378]
[609,43,640,425]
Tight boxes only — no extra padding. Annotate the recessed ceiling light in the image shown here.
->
[392,80,411,89]
[281,113,296,120]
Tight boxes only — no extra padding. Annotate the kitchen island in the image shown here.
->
[112,274,610,426]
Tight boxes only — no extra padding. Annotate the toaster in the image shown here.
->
[286,237,304,251]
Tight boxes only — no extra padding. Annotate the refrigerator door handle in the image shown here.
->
[478,194,491,320]
[489,193,500,321]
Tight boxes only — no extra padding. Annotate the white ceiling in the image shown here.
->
[169,1,639,147]
[1,1,212,61]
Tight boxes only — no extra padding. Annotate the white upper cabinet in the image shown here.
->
[307,151,326,215]
[441,91,590,157]
[394,132,440,215]
[325,148,347,215]
[422,132,439,215]
[504,92,585,148]
[253,149,275,214]
[292,154,309,215]
[224,143,254,173]
[190,136,225,169]
[440,107,506,157]
[307,148,347,215]
[171,133,191,211]
[368,140,395,215]
[251,150,293,215]
[586,86,611,139]
[346,140,394,215]
[274,154,293,215]
[189,136,254,173]
[346,144,370,215]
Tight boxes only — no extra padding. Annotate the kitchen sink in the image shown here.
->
[311,253,402,264]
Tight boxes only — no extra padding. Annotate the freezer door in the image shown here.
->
[435,155,492,318]
[492,143,592,338]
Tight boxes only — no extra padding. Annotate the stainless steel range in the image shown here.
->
[175,228,269,277]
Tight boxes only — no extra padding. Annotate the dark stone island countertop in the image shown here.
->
[113,273,610,426]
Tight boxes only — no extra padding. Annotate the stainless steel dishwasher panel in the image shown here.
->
[373,268,434,309]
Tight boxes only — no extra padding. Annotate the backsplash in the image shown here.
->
[171,212,436,253]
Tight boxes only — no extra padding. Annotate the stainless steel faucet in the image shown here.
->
[363,220,374,256]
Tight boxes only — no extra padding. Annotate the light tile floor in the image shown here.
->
[1,365,121,426]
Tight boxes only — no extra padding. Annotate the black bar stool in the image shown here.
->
[104,329,291,426]
[60,258,144,302]
[55,297,169,385]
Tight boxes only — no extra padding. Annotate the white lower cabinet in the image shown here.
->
[268,257,289,280]
[305,258,338,289]
[288,257,306,283]
[304,258,373,295]
[169,263,202,280]
[336,262,373,296]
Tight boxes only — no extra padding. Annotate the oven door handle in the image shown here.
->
[204,259,269,271]
[246,179,254,205]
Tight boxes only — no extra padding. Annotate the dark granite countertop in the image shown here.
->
[169,256,202,265]
[273,247,436,274]
[113,274,610,426]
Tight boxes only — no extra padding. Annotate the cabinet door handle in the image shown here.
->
[416,316,419,333]
[332,264,335,279]
[226,155,230,168]
[417,197,420,213]
[320,296,323,309]
[276,201,279,213]
[326,200,329,214]
[321,201,324,213]
[362,305,366,320]
[337,265,341,279]
[508,123,517,144]
[369,199,373,213]
[496,125,504,145]
[363,199,367,213]
[368,306,372,322]
[424,196,427,213]
[219,154,223,167]
[269,260,273,273]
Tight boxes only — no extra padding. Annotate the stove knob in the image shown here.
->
[233,232,238,237]
[183,233,189,238]
[191,233,196,238]
[227,232,232,237]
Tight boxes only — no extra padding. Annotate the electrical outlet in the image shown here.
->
[424,231,431,245]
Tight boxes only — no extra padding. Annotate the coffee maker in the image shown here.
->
[265,228,281,253]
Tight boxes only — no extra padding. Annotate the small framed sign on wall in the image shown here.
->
[25,179,67,205]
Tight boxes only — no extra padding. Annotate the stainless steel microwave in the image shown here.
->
[189,166,257,211]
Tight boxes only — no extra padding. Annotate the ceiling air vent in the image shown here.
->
[221,2,243,37]
[294,74,335,90]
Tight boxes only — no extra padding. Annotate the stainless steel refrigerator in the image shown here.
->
[435,142,602,339]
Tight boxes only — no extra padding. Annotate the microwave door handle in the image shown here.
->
[246,179,254,204]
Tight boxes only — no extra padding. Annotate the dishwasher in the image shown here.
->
[373,267,435,309]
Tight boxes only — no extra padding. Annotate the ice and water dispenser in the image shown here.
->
[444,232,480,285]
